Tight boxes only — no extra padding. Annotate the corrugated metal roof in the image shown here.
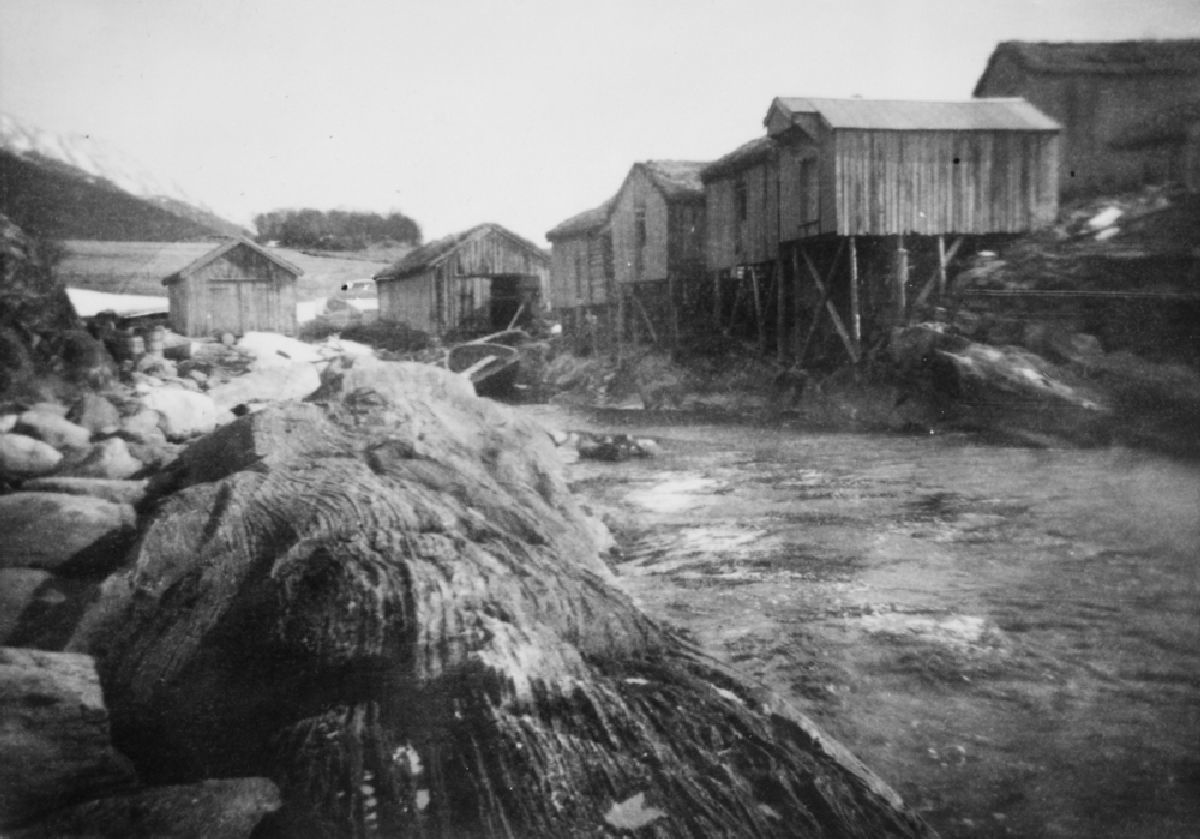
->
[770,97,1060,132]
[546,198,614,241]
[701,137,776,182]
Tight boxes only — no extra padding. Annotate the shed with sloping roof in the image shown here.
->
[373,223,549,336]
[973,40,1200,195]
[763,96,1060,239]
[159,239,302,337]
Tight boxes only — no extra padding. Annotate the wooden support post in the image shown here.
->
[633,295,659,345]
[913,236,963,310]
[667,272,677,350]
[616,288,625,360]
[848,235,861,356]
[727,273,745,334]
[791,247,804,358]
[936,235,948,300]
[713,271,722,329]
[894,235,908,324]
[776,253,786,362]
[800,241,857,364]
[750,267,766,354]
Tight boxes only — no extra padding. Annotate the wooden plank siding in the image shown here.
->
[547,226,614,310]
[163,241,300,337]
[610,163,707,287]
[375,224,549,335]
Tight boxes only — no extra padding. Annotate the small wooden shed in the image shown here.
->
[974,40,1200,196]
[374,223,549,336]
[161,239,302,337]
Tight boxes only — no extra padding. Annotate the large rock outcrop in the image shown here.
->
[74,358,933,838]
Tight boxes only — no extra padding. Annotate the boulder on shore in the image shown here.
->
[76,357,933,839]
[0,647,137,828]
[0,432,62,481]
[0,493,136,573]
[138,388,218,441]
[60,437,142,481]
[14,410,91,451]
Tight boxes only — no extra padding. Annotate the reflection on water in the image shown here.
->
[559,415,1200,839]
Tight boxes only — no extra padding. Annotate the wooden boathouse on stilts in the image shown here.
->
[703,97,1061,367]
[545,197,616,355]
[608,160,709,357]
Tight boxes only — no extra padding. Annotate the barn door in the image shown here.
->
[208,282,241,336]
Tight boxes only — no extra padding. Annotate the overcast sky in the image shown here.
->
[3,0,1198,244]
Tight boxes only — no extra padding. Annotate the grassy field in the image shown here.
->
[55,241,398,301]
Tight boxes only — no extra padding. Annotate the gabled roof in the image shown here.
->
[374,223,547,282]
[767,97,1060,133]
[162,238,303,284]
[546,197,615,241]
[701,136,777,182]
[637,160,708,200]
[976,40,1200,92]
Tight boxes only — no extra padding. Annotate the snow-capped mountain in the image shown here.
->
[0,112,248,239]
[0,112,198,205]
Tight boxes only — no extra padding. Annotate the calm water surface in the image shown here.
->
[542,408,1200,839]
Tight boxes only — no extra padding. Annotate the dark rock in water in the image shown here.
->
[75,358,933,838]
[0,647,137,828]
[576,432,656,462]
[7,777,280,839]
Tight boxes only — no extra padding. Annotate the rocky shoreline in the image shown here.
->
[0,321,937,838]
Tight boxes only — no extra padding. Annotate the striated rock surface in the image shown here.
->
[76,357,933,838]
[0,647,137,828]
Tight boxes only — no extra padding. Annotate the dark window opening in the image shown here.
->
[735,179,748,221]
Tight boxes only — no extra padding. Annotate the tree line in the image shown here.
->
[253,209,422,251]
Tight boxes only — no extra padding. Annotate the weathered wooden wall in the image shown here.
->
[548,228,613,310]
[704,157,780,271]
[611,167,671,285]
[772,129,1058,239]
[168,244,298,337]
[378,228,548,334]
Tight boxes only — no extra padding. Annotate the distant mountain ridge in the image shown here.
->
[0,112,250,240]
